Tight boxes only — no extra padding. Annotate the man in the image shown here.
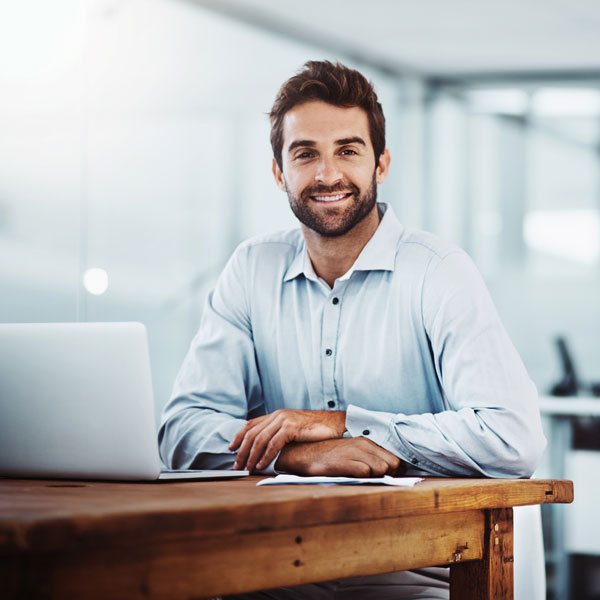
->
[159,60,546,598]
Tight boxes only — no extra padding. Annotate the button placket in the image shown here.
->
[320,284,344,409]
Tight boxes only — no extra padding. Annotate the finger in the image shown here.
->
[243,421,284,472]
[233,428,258,470]
[255,430,289,471]
[229,426,249,452]
[229,414,272,450]
[230,420,256,451]
[235,418,281,470]
[369,456,393,477]
[229,416,267,451]
[368,447,400,474]
[384,451,402,474]
[353,439,401,476]
[389,459,407,477]
[345,460,373,478]
[359,438,399,465]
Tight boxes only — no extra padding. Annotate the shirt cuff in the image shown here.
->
[346,404,453,476]
[345,404,396,447]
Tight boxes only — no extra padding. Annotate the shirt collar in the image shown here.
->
[283,243,306,282]
[283,203,404,283]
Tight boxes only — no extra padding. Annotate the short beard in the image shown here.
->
[286,172,378,238]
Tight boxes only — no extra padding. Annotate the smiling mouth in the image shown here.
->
[310,192,353,203]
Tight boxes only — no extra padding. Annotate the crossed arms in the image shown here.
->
[229,409,405,476]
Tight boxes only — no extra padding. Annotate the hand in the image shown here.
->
[275,437,406,477]
[229,409,346,472]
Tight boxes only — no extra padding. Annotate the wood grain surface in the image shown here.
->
[0,477,573,599]
[0,476,572,553]
[5,511,486,599]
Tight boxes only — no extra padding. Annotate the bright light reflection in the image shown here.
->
[524,210,600,264]
[0,0,85,85]
[531,88,600,117]
[83,268,109,295]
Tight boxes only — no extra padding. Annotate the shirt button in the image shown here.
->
[328,400,335,408]
[325,348,332,356]
[411,458,419,465]
[332,297,339,305]
[362,429,370,436]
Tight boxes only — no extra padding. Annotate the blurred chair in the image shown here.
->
[514,504,546,600]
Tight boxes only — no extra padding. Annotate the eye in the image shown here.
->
[295,151,314,160]
[340,148,357,156]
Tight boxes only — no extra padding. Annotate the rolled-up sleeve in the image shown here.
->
[346,250,546,478]
[158,245,264,470]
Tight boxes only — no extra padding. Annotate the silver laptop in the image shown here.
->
[0,322,248,481]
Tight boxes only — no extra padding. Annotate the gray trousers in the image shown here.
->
[224,568,449,600]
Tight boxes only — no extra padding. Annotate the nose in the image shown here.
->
[315,156,342,186]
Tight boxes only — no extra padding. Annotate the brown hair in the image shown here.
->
[269,60,386,170]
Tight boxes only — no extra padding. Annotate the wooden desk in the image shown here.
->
[0,477,572,600]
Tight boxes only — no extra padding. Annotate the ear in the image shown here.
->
[375,148,391,184]
[272,158,287,192]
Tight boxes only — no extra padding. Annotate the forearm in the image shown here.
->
[158,406,245,470]
[274,442,314,474]
[345,401,546,478]
[274,438,407,477]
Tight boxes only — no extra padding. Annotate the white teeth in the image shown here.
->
[313,193,348,202]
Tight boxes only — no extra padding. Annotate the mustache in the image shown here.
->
[301,181,360,200]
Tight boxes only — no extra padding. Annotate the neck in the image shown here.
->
[302,204,381,288]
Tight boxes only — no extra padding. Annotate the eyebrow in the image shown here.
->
[287,140,316,153]
[336,136,366,147]
[286,136,367,154]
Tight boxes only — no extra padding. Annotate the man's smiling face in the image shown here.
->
[273,100,388,238]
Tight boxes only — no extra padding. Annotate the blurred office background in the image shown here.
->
[1,1,600,597]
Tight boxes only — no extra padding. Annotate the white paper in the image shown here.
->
[256,474,423,486]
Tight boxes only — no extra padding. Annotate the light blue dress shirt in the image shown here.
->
[159,204,546,477]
